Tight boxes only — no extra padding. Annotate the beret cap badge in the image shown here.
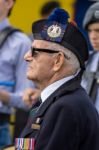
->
[47,24,62,38]
[42,21,66,42]
[41,8,69,42]
[32,8,89,69]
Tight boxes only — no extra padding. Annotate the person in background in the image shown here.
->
[23,0,61,108]
[16,8,99,150]
[81,2,99,113]
[0,0,35,148]
[40,0,61,19]
[29,1,61,40]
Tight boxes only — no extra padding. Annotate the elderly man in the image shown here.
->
[16,8,99,150]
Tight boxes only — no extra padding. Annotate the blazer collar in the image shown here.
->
[22,71,82,137]
[35,71,82,118]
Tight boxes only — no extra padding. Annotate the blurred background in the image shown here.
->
[9,0,96,49]
[9,0,94,33]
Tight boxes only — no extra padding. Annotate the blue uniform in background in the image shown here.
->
[0,19,35,148]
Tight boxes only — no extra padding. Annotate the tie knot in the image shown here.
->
[39,97,42,103]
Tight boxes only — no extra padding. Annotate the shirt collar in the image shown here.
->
[0,18,10,31]
[41,70,80,103]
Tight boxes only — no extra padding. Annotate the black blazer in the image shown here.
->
[20,73,99,150]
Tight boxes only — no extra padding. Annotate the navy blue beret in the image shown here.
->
[32,8,89,69]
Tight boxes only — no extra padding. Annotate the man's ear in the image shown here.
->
[53,52,65,72]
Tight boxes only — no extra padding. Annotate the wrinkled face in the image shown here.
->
[88,22,99,51]
[24,40,60,89]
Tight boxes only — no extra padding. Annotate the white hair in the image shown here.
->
[45,41,80,71]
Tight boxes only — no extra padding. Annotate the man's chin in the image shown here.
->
[94,48,99,51]
[92,45,99,51]
[27,74,36,82]
[27,74,33,80]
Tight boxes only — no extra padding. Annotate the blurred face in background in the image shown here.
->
[88,22,99,51]
[0,0,14,21]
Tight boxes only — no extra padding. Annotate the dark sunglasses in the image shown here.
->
[31,47,70,60]
[31,47,59,56]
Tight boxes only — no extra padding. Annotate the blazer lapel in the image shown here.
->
[34,71,81,118]
[22,72,81,137]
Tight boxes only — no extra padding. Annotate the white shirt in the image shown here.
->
[41,71,80,103]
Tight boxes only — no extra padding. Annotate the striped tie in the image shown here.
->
[30,99,41,116]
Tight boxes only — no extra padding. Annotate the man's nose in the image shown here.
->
[90,31,97,39]
[24,51,33,61]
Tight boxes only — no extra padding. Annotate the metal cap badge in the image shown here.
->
[41,8,69,42]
